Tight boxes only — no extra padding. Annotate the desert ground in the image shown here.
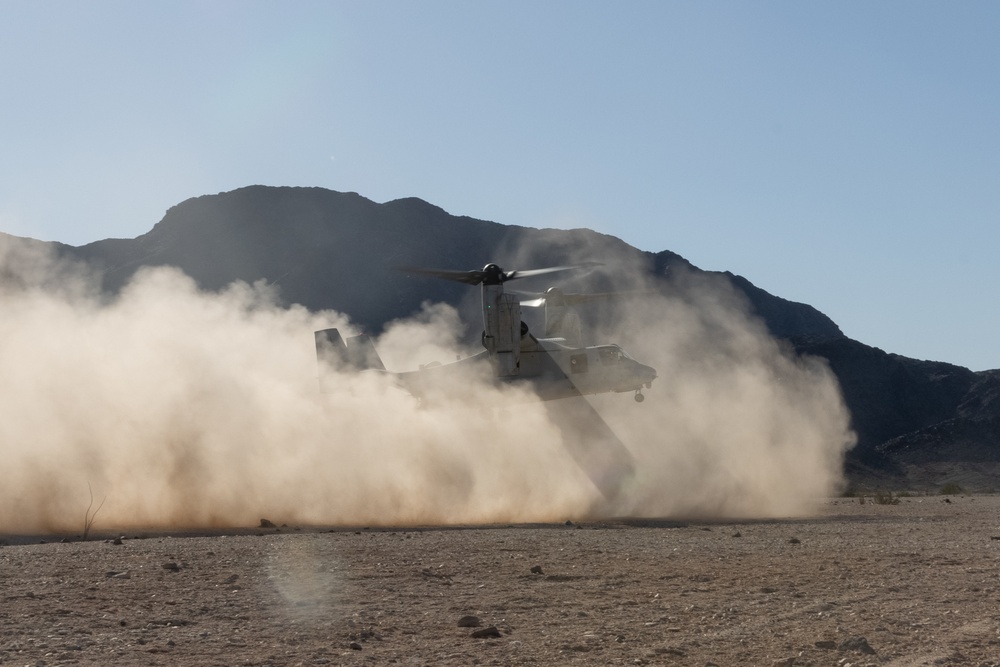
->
[2,495,1000,667]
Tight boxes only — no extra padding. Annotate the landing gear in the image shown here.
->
[634,390,645,403]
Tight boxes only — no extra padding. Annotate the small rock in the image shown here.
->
[839,636,876,654]
[349,642,363,651]
[530,565,544,575]
[113,536,123,545]
[732,531,742,538]
[564,520,574,526]
[815,639,836,649]
[457,615,482,628]
[470,626,502,639]
[162,562,180,572]
[259,518,276,528]
[223,574,239,584]
[788,537,801,544]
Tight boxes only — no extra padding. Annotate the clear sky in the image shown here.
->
[2,1,998,370]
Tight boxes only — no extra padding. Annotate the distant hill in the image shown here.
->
[19,186,1000,489]
[792,336,999,488]
[66,186,841,339]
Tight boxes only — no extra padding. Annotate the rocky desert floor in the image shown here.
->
[3,495,1000,667]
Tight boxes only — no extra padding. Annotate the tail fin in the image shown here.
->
[344,334,386,371]
[314,328,386,372]
[315,328,348,369]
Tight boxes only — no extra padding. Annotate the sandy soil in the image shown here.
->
[3,495,1000,666]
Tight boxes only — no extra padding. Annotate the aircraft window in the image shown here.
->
[599,347,619,365]
[570,354,589,374]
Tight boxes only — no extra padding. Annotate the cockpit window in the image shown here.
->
[599,346,627,365]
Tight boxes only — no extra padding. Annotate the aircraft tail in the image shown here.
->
[343,333,386,371]
[314,328,386,375]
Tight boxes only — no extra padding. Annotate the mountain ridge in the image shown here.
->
[9,185,998,489]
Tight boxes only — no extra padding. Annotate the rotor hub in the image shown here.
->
[481,264,506,285]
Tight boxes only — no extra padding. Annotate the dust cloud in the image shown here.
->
[502,232,857,518]
[590,271,855,518]
[0,235,854,535]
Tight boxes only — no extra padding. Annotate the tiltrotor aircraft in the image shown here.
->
[315,262,657,402]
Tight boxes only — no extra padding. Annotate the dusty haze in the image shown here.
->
[0,236,854,534]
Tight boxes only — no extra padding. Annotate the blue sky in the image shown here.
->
[2,1,998,370]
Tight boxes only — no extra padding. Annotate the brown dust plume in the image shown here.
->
[0,236,854,534]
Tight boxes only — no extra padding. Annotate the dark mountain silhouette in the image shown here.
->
[791,336,999,486]
[66,186,842,340]
[16,186,1000,489]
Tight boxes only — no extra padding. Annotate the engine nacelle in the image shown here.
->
[482,287,522,377]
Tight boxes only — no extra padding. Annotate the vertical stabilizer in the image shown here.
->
[314,328,347,392]
[345,334,386,371]
[314,328,387,392]
[315,328,348,368]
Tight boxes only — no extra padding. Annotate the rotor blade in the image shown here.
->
[504,261,602,282]
[397,266,486,285]
[544,395,635,502]
[514,289,654,306]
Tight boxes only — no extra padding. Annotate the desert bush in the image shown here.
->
[939,483,963,496]
[83,483,106,541]
[872,490,900,505]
